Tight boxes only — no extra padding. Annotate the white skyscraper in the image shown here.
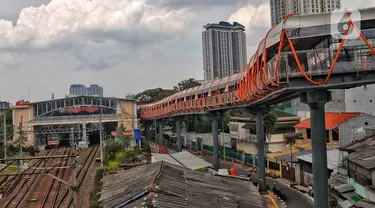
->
[270,0,342,26]
[202,22,247,81]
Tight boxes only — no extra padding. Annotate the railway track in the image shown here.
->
[1,149,58,208]
[39,148,71,208]
[54,145,99,208]
[0,150,54,196]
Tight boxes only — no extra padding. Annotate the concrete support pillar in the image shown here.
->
[256,110,267,193]
[159,121,163,139]
[145,121,151,141]
[176,119,182,152]
[212,115,219,170]
[207,112,222,170]
[300,90,331,208]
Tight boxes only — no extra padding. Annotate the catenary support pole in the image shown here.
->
[176,118,182,152]
[212,114,220,170]
[3,113,6,160]
[256,110,267,193]
[301,90,331,208]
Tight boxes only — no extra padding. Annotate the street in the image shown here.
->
[203,155,314,208]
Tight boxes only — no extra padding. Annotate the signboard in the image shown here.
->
[68,106,99,113]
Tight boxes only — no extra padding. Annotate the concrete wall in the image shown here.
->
[12,106,34,146]
[292,89,346,115]
[117,99,137,130]
[339,114,375,146]
[345,85,375,115]
[237,141,257,155]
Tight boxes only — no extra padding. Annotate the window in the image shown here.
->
[370,100,373,103]
[365,122,369,125]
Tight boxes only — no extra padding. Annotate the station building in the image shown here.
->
[11,96,137,147]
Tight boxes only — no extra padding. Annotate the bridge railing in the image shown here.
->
[31,114,119,122]
[265,43,375,84]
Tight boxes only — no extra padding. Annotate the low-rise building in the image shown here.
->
[229,109,300,155]
[294,112,375,146]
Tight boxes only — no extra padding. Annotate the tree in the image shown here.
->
[134,88,174,105]
[263,112,278,141]
[174,78,201,92]
[222,109,243,133]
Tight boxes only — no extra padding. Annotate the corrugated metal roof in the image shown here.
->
[294,112,361,130]
[348,146,375,170]
[296,149,346,170]
[152,151,212,170]
[99,161,265,208]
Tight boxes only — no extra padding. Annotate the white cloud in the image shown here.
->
[0,0,193,49]
[228,3,270,34]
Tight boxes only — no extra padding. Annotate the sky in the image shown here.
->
[0,0,374,103]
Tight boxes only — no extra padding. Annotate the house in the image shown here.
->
[296,149,346,186]
[229,109,301,155]
[294,112,375,146]
[346,146,375,202]
[99,161,265,208]
[330,136,375,204]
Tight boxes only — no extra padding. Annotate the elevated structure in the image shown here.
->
[11,96,137,147]
[140,8,375,208]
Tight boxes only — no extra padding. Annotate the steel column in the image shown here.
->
[300,90,331,208]
[159,121,163,139]
[176,119,182,152]
[145,122,151,141]
[256,110,266,193]
[212,116,220,170]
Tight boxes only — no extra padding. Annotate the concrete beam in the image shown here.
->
[300,90,331,208]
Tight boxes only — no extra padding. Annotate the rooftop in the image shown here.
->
[99,161,265,208]
[297,149,345,170]
[203,21,245,31]
[294,112,361,130]
[348,146,375,170]
[339,136,375,153]
[152,151,212,170]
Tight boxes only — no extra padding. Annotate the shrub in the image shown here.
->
[107,161,120,170]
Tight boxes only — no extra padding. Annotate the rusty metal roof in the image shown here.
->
[99,161,265,208]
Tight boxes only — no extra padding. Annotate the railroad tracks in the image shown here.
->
[54,145,99,208]
[0,145,99,208]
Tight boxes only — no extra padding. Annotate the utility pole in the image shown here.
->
[222,120,226,162]
[18,116,23,170]
[2,112,6,160]
[70,127,78,208]
[99,107,103,166]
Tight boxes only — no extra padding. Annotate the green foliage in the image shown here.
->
[134,88,174,105]
[107,161,120,170]
[263,112,278,138]
[173,78,201,92]
[0,109,13,138]
[104,140,123,161]
[90,169,104,208]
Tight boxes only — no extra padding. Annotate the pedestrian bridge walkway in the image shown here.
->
[140,8,375,120]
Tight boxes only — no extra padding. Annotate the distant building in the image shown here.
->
[0,101,10,110]
[270,0,342,26]
[69,84,103,97]
[202,21,247,81]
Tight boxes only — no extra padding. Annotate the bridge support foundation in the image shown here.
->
[300,90,332,208]
[176,118,182,152]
